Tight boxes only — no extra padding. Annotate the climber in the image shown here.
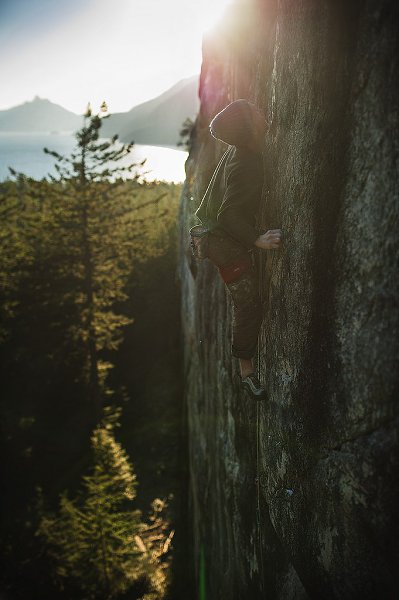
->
[195,99,282,400]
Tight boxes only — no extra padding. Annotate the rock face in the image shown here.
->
[178,1,399,598]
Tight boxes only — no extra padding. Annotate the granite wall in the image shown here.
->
[178,1,399,598]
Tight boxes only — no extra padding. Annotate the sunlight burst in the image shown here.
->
[196,0,234,34]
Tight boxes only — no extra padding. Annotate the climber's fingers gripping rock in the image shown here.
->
[254,229,282,250]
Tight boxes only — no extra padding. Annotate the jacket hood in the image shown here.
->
[209,99,254,147]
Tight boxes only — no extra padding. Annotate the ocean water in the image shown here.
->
[0,132,188,183]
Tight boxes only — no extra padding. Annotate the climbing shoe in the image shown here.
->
[241,373,267,400]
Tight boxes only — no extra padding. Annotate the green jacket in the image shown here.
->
[195,145,263,250]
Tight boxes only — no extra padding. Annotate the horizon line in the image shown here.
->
[0,73,200,115]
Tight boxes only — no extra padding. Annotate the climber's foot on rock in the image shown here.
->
[241,373,267,400]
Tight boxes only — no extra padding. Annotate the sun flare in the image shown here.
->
[197,0,234,34]
[0,0,236,113]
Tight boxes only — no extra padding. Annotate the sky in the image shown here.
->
[0,0,233,113]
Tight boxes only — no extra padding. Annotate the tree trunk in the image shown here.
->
[81,192,101,421]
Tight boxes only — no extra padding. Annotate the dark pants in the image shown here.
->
[207,230,263,360]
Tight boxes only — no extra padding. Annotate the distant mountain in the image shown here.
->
[0,96,82,132]
[0,75,200,147]
[100,75,200,148]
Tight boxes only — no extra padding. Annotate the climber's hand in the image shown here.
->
[254,229,282,250]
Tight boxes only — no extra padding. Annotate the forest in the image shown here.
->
[0,107,190,599]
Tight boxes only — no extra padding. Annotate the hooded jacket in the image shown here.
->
[195,101,264,249]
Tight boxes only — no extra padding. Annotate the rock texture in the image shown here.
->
[178,1,399,598]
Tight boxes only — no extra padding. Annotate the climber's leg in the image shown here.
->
[226,268,263,361]
[227,270,266,399]
[207,231,264,388]
[227,272,266,399]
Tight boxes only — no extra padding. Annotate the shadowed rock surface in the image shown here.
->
[178,0,399,598]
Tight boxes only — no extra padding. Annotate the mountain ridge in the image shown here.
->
[0,75,199,147]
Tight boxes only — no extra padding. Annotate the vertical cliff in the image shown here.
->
[178,1,399,598]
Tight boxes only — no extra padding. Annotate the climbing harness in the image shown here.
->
[218,253,252,284]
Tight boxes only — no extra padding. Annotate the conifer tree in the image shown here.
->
[177,116,195,152]
[42,103,129,414]
[3,105,174,418]
[28,103,165,418]
[38,408,171,599]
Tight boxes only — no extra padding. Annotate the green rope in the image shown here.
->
[256,219,265,592]
[199,543,206,600]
